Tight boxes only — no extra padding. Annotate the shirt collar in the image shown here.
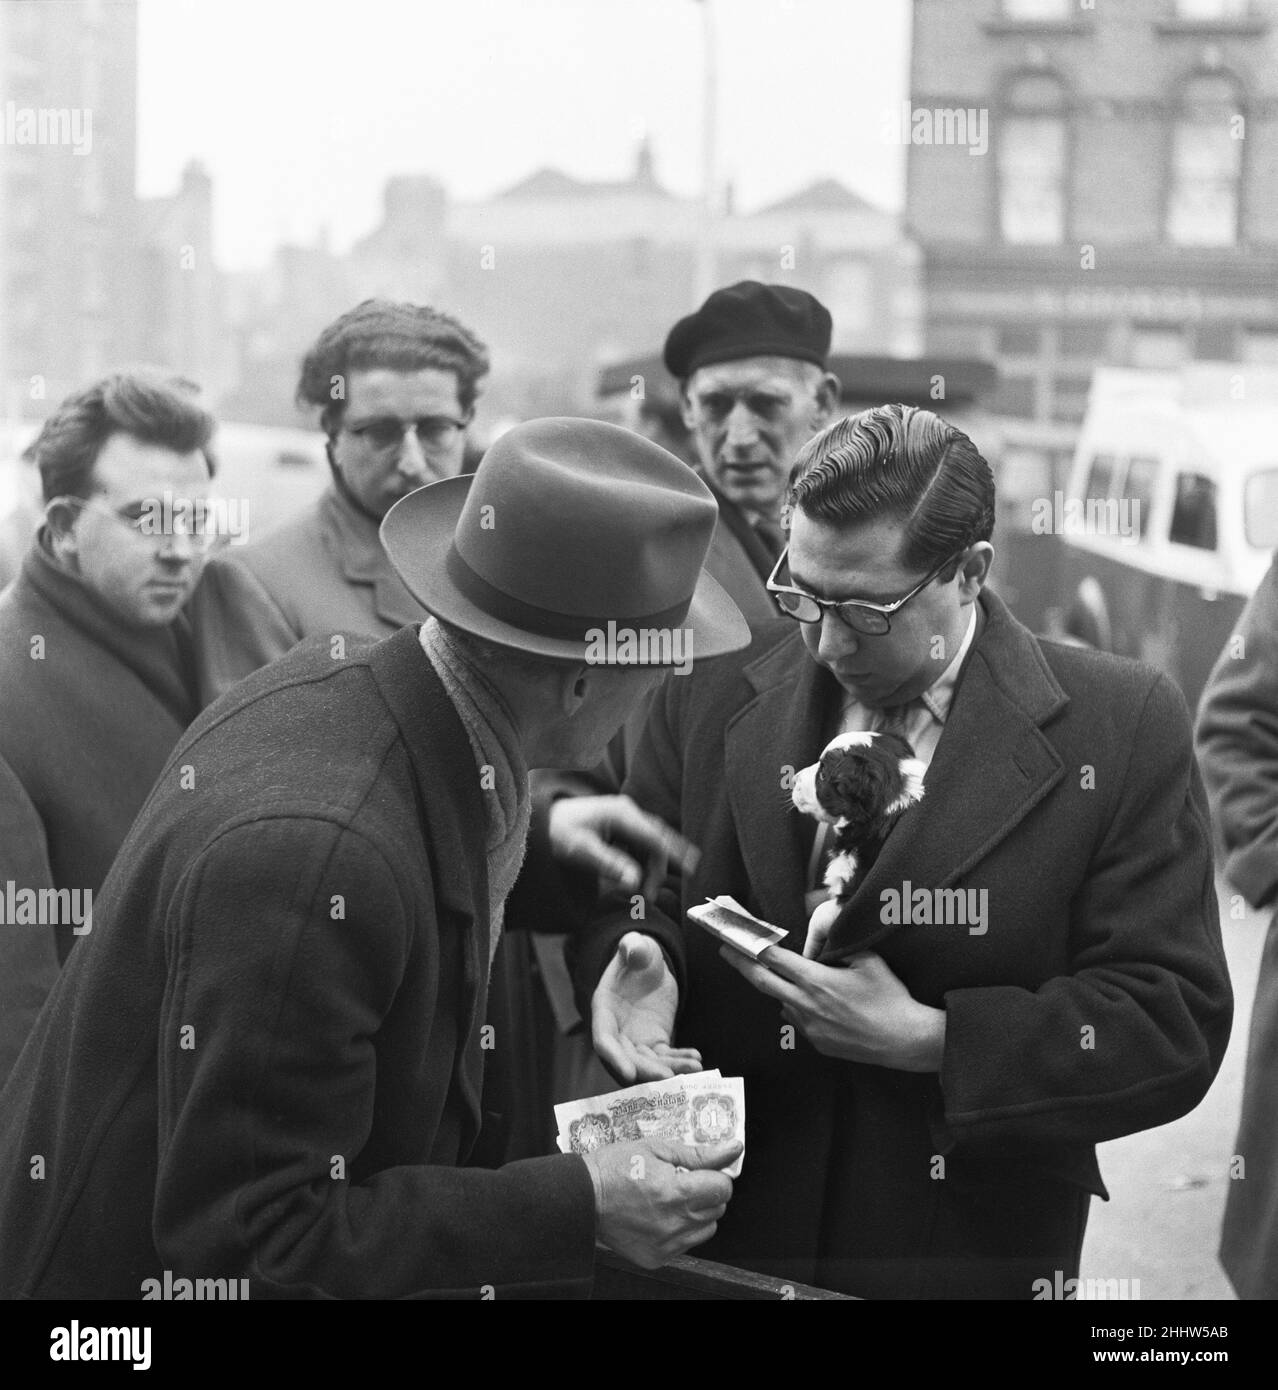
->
[836,604,979,730]
[919,604,978,725]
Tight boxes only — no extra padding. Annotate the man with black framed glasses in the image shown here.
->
[0,371,216,1083]
[573,401,1231,1299]
[191,298,489,704]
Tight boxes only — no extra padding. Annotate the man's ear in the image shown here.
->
[677,381,696,433]
[553,664,592,718]
[812,371,841,427]
[44,498,82,562]
[958,542,995,600]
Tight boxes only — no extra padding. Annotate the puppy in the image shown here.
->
[791,730,925,958]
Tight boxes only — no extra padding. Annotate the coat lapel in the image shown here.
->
[322,488,428,631]
[724,628,840,938]
[823,590,1069,961]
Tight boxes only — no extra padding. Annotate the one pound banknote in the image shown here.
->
[687,895,786,959]
[554,1071,746,1177]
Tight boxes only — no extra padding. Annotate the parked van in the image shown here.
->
[1055,366,1278,707]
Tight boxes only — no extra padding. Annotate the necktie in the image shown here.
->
[874,701,917,742]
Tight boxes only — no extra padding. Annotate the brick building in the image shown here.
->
[907,0,1278,496]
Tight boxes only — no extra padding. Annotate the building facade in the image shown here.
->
[0,0,139,416]
[907,0,1278,490]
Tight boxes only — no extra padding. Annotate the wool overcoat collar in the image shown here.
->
[725,587,1070,959]
[322,486,424,630]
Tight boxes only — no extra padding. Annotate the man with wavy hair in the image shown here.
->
[574,402,1232,1298]
[191,298,490,701]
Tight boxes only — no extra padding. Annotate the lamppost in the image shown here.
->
[692,0,719,303]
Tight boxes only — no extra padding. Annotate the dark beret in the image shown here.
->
[663,281,832,380]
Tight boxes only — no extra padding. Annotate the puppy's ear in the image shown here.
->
[876,731,917,762]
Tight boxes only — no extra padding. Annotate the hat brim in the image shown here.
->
[381,477,754,665]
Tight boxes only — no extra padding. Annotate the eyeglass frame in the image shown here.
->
[47,494,218,551]
[765,544,966,635]
[337,412,472,454]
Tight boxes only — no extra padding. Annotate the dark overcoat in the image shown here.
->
[574,589,1232,1299]
[0,541,199,1082]
[0,625,595,1299]
[1195,555,1278,1299]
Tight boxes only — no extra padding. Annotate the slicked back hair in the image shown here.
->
[32,370,217,504]
[297,299,490,434]
[788,403,995,574]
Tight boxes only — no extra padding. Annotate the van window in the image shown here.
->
[1085,453,1117,501]
[1169,473,1218,550]
[1244,469,1278,550]
[1121,456,1158,539]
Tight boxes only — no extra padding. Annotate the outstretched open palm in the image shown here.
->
[592,932,703,1084]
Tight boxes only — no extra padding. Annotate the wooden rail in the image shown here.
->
[592,1251,854,1300]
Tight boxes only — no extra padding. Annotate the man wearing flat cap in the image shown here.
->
[0,419,750,1300]
[665,280,841,623]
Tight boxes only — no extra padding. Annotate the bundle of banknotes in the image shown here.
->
[686,894,786,958]
[554,1071,746,1177]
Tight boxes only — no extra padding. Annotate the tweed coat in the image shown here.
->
[0,626,596,1299]
[573,589,1232,1298]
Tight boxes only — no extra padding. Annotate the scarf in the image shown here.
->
[419,617,531,972]
[24,529,201,725]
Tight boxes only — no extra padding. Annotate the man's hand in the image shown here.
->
[582,1137,741,1269]
[592,932,702,1084]
[720,946,946,1072]
[548,793,700,898]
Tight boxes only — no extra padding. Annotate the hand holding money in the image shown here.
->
[581,1138,740,1269]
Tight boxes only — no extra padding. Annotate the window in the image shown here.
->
[1169,472,1218,549]
[1060,323,1109,357]
[1085,454,1118,501]
[1167,73,1243,247]
[1194,322,1236,360]
[998,73,1067,244]
[1120,456,1158,538]
[998,324,1041,355]
[1131,326,1189,368]
[1175,0,1249,18]
[1003,0,1072,16]
[1244,330,1278,365]
[1051,375,1092,424]
[990,375,1037,418]
[1244,470,1278,549]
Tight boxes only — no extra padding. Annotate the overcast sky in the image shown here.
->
[136,0,912,271]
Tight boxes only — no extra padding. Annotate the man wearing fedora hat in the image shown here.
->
[0,418,751,1300]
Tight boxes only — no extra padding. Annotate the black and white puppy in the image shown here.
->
[790,730,926,958]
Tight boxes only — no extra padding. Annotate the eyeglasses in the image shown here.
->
[50,495,218,551]
[340,414,469,454]
[766,545,963,636]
